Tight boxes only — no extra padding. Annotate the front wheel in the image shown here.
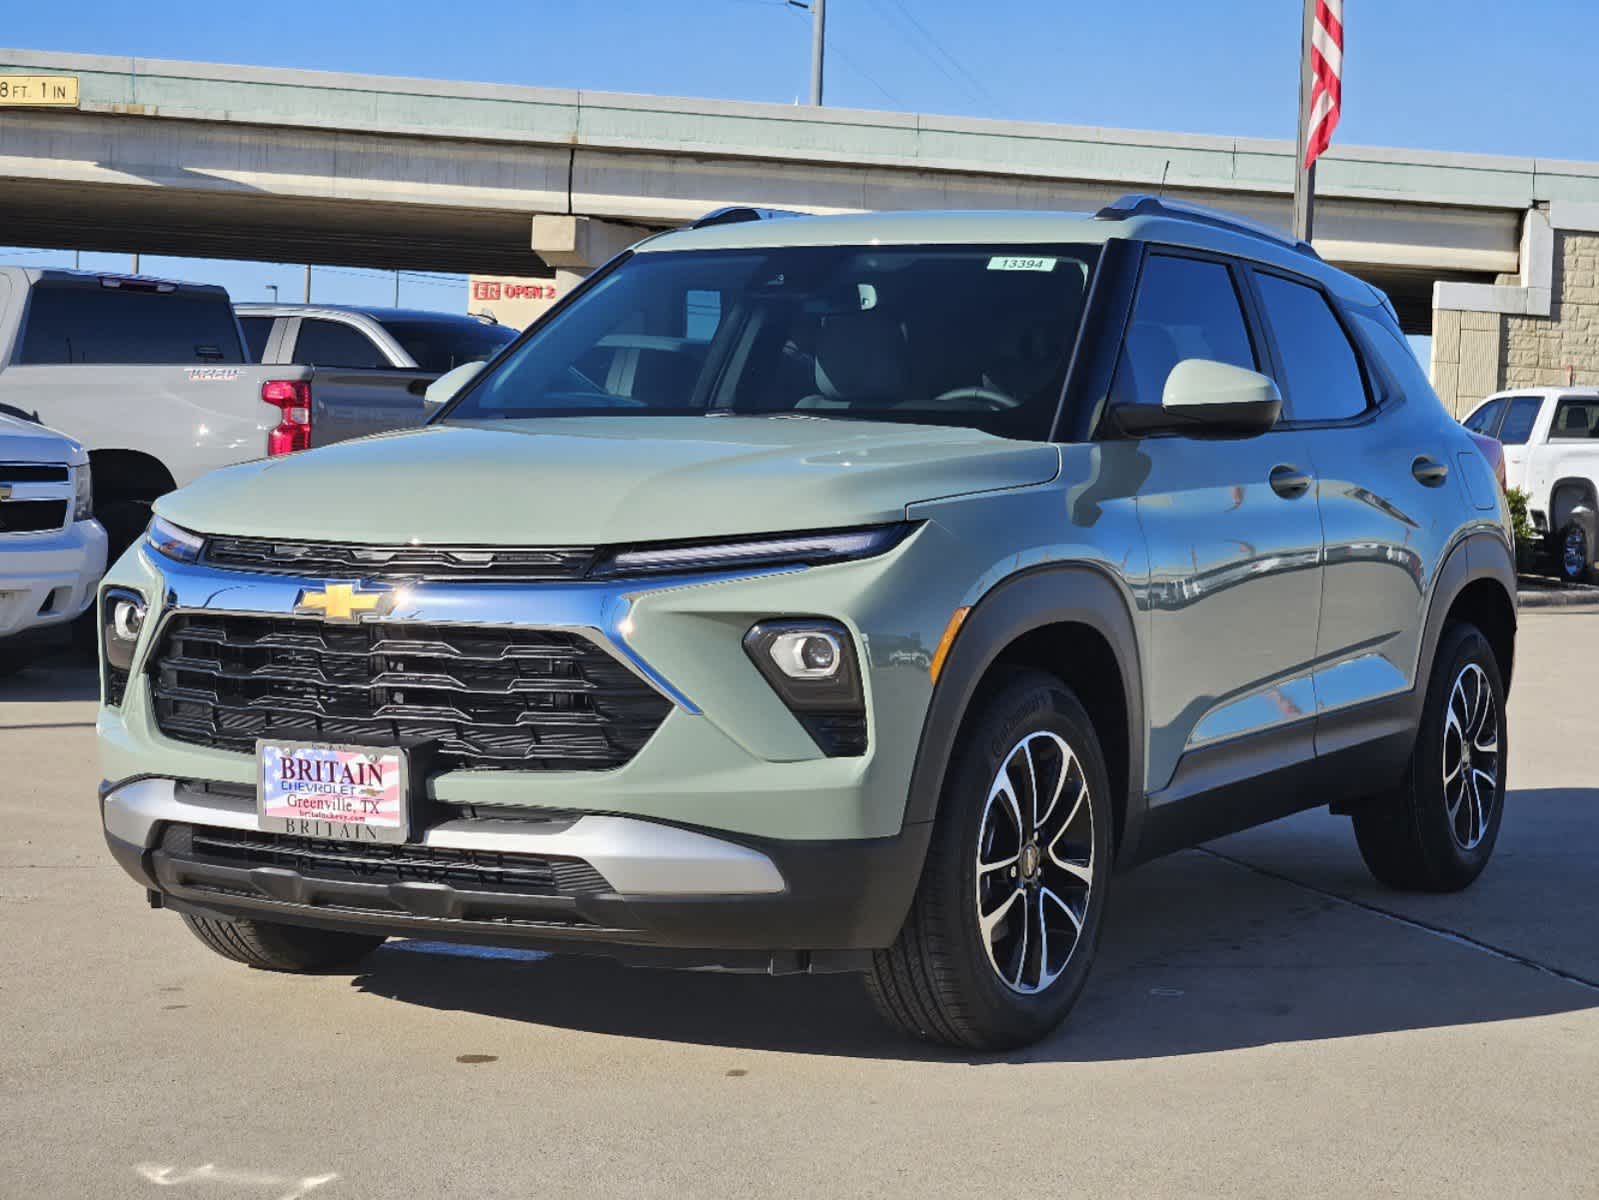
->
[1352,622,1507,892]
[866,670,1113,1050]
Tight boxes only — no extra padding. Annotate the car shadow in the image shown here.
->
[350,798,1599,1063]
[0,658,99,708]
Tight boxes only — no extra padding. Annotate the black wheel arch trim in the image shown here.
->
[1549,477,1599,541]
[902,562,1147,868]
[1415,529,1517,704]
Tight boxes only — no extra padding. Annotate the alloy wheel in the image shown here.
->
[974,731,1093,994]
[1564,525,1588,581]
[1442,662,1500,851]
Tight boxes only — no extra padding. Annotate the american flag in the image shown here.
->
[1304,0,1344,169]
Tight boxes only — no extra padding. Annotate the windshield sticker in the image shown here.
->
[987,256,1057,273]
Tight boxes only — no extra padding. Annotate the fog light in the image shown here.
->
[101,588,147,681]
[743,619,866,757]
[770,629,842,679]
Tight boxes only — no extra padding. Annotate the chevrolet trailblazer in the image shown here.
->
[97,199,1517,1049]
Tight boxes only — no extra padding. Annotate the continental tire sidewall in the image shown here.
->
[941,674,1113,1044]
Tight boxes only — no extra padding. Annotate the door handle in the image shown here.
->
[1269,465,1312,499]
[1412,456,1450,487]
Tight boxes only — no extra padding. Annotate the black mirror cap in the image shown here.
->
[1109,396,1281,438]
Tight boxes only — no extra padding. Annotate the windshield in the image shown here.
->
[382,317,518,375]
[441,243,1099,440]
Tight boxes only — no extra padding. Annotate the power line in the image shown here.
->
[782,1,901,107]
[873,0,1000,113]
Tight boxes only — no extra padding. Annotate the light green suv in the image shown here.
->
[98,199,1517,1049]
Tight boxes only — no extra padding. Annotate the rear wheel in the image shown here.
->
[1559,515,1595,585]
[181,913,385,972]
[1352,622,1506,892]
[866,670,1112,1050]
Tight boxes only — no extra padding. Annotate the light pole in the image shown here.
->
[266,284,279,303]
[810,0,826,106]
[303,263,312,303]
[788,0,826,105]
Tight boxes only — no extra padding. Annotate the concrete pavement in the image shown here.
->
[2,613,1596,1198]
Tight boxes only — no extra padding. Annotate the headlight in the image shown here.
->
[72,463,93,521]
[590,523,912,579]
[100,587,147,706]
[744,619,866,757]
[145,516,204,563]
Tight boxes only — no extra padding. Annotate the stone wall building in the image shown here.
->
[1432,206,1599,415]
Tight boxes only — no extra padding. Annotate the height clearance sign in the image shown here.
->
[0,76,80,107]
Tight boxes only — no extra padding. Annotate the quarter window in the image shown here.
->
[1255,273,1368,422]
[291,319,388,369]
[1109,255,1256,410]
[1496,397,1544,445]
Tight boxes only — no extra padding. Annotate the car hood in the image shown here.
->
[155,416,1060,545]
[0,411,87,465]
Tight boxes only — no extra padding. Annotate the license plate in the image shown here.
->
[257,741,409,844]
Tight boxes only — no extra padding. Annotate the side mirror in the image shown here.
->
[423,361,485,411]
[1114,358,1282,437]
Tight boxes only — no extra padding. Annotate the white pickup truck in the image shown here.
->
[0,411,106,671]
[1463,387,1599,582]
[0,268,417,564]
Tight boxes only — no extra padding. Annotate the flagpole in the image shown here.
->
[1291,0,1317,244]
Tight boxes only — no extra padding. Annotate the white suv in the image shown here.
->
[0,411,107,670]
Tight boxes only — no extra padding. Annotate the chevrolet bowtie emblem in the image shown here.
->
[294,583,395,622]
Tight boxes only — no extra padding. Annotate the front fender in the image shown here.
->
[903,563,1147,867]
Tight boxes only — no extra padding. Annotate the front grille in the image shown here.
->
[0,463,69,484]
[150,614,672,771]
[203,536,598,581]
[173,825,612,898]
[0,499,67,533]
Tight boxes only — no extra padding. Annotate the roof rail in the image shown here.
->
[1095,194,1319,259]
[690,206,808,230]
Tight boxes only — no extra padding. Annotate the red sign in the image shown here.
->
[472,281,557,302]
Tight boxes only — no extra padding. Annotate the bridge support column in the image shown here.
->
[532,215,651,296]
[1429,206,1599,416]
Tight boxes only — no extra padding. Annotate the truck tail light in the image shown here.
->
[263,380,312,456]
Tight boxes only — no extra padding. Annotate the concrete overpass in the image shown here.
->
[4,46,1599,383]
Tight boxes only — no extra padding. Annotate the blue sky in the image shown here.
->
[6,0,1598,316]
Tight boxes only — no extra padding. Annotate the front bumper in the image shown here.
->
[0,518,107,639]
[102,776,928,962]
[95,526,981,961]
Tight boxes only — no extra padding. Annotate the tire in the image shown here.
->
[1352,622,1507,892]
[181,913,385,972]
[96,497,154,565]
[1559,512,1596,585]
[866,670,1113,1050]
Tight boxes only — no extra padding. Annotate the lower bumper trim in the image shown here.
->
[101,776,785,898]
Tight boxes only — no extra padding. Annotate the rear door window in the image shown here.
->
[1254,273,1369,422]
[379,318,518,374]
[239,316,275,362]
[18,281,245,364]
[1496,397,1544,445]
[1109,254,1257,410]
[290,319,389,369]
[1462,398,1506,436]
[1551,398,1599,439]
